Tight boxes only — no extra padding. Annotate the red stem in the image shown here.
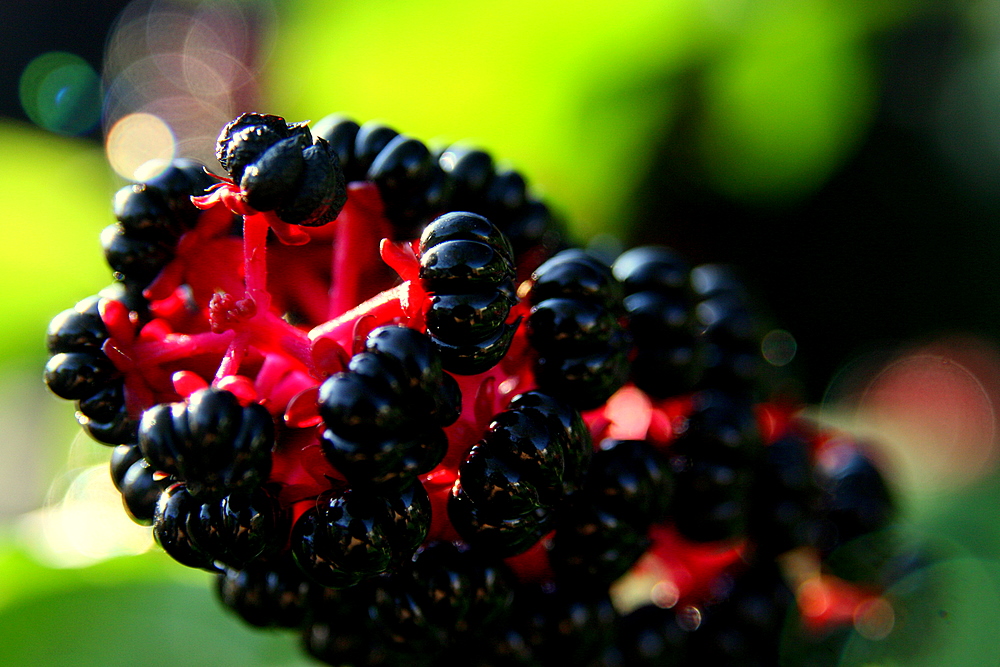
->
[328,183,392,320]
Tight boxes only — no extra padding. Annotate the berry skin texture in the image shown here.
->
[43,111,900,667]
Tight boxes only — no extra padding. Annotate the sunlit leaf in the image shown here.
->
[0,121,115,368]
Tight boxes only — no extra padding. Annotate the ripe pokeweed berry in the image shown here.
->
[669,391,763,543]
[746,429,825,557]
[684,560,794,666]
[312,114,360,178]
[291,486,418,589]
[369,541,515,656]
[449,391,588,556]
[216,554,312,629]
[547,496,651,587]
[318,325,459,487]
[368,134,445,234]
[527,249,630,409]
[351,122,401,187]
[613,246,704,398]
[418,211,520,374]
[510,585,621,667]
[46,296,107,354]
[439,145,494,210]
[153,483,285,571]
[44,351,118,401]
[139,387,275,500]
[110,443,166,525]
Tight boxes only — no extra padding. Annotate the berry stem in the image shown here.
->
[310,282,411,354]
[243,212,272,310]
[216,332,250,379]
[328,183,393,320]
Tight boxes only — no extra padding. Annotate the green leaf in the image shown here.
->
[0,121,115,369]
[0,546,312,667]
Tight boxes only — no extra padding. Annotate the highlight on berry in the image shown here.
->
[42,111,900,666]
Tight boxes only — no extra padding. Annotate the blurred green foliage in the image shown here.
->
[0,120,114,367]
[268,0,908,235]
[0,547,311,666]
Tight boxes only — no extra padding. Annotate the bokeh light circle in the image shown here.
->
[19,52,102,136]
[762,328,797,367]
[105,112,176,179]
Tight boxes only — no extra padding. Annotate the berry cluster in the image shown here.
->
[44,112,898,665]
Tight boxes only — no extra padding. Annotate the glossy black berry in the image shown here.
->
[363,325,449,399]
[113,182,190,241]
[101,223,173,285]
[368,134,439,229]
[318,326,458,487]
[370,541,514,654]
[153,484,285,570]
[77,381,125,423]
[43,351,117,400]
[354,121,399,178]
[527,249,629,409]
[547,498,650,586]
[528,298,619,355]
[507,390,592,495]
[690,263,749,301]
[459,443,548,519]
[138,158,215,210]
[612,245,708,397]
[818,447,896,555]
[438,145,495,210]
[319,372,407,441]
[216,555,311,629]
[191,487,286,569]
[426,289,516,344]
[533,336,631,410]
[512,586,621,667]
[312,114,360,178]
[447,485,554,558]
[78,390,138,446]
[585,439,673,528]
[303,582,407,666]
[290,489,397,589]
[427,321,520,376]
[418,210,514,265]
[449,393,589,556]
[384,480,434,561]
[686,561,794,666]
[669,392,762,543]
[138,387,275,500]
[153,483,216,570]
[420,238,516,287]
[46,296,107,355]
[529,249,623,308]
[110,443,163,525]
[747,430,824,557]
[483,168,528,222]
[623,290,702,398]
[419,212,519,374]
[613,246,690,297]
